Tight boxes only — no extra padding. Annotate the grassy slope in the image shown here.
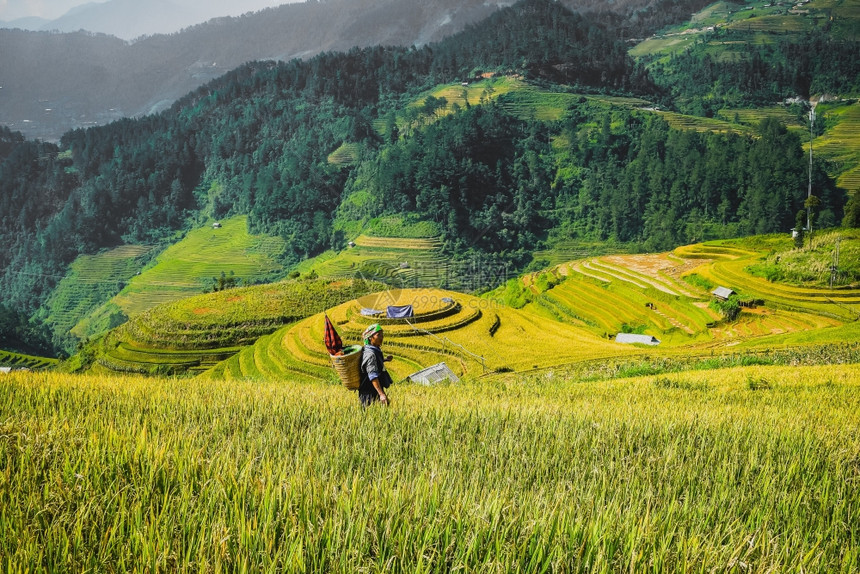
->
[41,245,155,342]
[3,366,858,570]
[90,215,286,322]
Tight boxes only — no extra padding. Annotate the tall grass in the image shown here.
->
[1,366,858,572]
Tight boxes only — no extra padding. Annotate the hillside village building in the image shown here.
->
[711,286,735,300]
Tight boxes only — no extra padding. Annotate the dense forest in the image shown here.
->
[0,0,858,354]
[648,29,860,116]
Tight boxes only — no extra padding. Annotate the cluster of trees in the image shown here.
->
[0,304,54,356]
[552,108,842,249]
[648,29,860,116]
[346,101,842,257]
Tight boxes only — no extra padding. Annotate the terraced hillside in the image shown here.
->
[201,287,630,383]
[813,100,860,194]
[101,215,286,321]
[94,279,383,376]
[292,226,450,288]
[41,244,155,345]
[0,350,58,371]
[88,232,860,382]
[630,0,858,60]
[508,235,859,353]
[520,255,720,347]
[715,107,805,134]
[677,240,860,323]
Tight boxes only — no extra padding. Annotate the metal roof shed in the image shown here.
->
[407,362,460,385]
[712,286,735,300]
[615,333,661,346]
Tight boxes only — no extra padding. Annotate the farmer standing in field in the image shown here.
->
[358,323,393,407]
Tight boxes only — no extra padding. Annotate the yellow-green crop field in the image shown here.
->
[207,287,636,384]
[327,142,362,166]
[96,279,385,376]
[107,215,286,318]
[1,366,858,572]
[656,111,747,135]
[109,230,860,384]
[291,234,448,288]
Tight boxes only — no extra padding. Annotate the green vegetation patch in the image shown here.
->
[746,229,860,287]
[724,14,813,34]
[715,106,805,132]
[291,229,447,289]
[813,101,860,193]
[327,142,362,166]
[363,215,441,239]
[630,0,844,59]
[628,34,699,59]
[497,88,580,121]
[656,110,747,134]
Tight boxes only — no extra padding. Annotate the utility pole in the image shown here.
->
[807,106,815,238]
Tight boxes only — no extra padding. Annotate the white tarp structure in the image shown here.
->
[615,333,661,346]
[407,362,460,385]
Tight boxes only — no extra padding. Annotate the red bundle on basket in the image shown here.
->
[324,314,343,356]
[325,313,362,390]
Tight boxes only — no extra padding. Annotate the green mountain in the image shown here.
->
[0,0,858,355]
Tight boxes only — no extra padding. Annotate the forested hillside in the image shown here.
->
[0,0,714,141]
[0,0,858,354]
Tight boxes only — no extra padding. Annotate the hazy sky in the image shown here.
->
[0,0,294,22]
[1,0,106,20]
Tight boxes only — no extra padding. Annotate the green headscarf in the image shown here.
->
[362,323,383,344]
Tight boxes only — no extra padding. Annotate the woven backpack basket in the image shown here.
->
[330,344,363,390]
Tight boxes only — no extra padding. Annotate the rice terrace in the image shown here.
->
[2,0,860,570]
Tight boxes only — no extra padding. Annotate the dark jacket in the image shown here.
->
[358,344,392,395]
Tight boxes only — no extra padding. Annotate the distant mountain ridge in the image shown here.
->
[0,0,702,140]
[0,0,291,39]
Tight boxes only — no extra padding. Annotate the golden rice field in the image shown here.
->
[205,287,632,383]
[1,366,858,572]
[192,231,860,385]
[96,279,384,376]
